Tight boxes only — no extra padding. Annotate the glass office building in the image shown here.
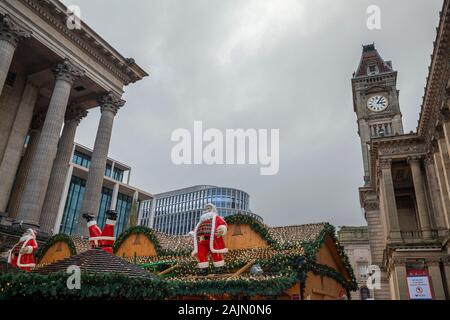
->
[140,185,263,235]
[57,144,149,237]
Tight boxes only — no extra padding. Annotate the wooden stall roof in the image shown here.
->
[34,249,154,279]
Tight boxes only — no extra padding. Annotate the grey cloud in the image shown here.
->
[63,0,442,227]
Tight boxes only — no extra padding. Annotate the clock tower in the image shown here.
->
[352,44,404,185]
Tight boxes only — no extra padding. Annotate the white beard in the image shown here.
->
[20,231,34,242]
[199,211,215,223]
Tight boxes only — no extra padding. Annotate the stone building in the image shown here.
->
[353,0,450,300]
[0,0,147,237]
[337,226,372,300]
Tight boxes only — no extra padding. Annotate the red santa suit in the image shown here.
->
[87,218,116,254]
[191,205,228,269]
[7,229,38,272]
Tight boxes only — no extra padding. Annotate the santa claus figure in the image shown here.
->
[82,210,117,254]
[7,228,38,272]
[190,203,228,275]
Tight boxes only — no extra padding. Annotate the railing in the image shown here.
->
[400,230,439,240]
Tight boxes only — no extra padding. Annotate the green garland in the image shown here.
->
[168,273,298,297]
[0,272,168,300]
[113,226,164,255]
[35,234,77,263]
[224,214,277,247]
[299,223,357,293]
[0,271,297,300]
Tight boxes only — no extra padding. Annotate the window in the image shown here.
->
[112,168,124,182]
[105,164,112,177]
[72,150,91,168]
[368,64,378,75]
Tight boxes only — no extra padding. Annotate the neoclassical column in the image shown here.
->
[436,128,450,211]
[39,106,88,234]
[0,80,38,213]
[76,92,125,235]
[441,110,450,159]
[432,144,450,229]
[393,264,409,300]
[0,15,31,96]
[408,157,433,239]
[15,59,85,228]
[427,261,446,300]
[380,159,402,240]
[7,113,45,219]
[424,154,447,232]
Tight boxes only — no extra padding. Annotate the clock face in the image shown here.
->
[367,95,388,112]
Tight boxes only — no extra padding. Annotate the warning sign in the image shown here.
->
[407,276,432,300]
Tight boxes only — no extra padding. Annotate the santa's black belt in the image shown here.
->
[198,236,210,241]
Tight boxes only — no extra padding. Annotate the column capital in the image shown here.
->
[380,158,392,170]
[65,105,88,125]
[98,92,125,115]
[52,59,85,84]
[0,14,32,47]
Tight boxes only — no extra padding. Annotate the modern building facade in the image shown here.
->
[337,226,372,300]
[353,1,450,300]
[0,0,148,237]
[139,185,262,235]
[54,143,152,237]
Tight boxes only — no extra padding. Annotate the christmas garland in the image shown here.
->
[35,233,77,263]
[299,223,357,292]
[0,272,168,300]
[0,271,297,299]
[224,214,277,247]
[167,273,299,297]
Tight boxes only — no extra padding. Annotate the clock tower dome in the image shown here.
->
[352,44,404,185]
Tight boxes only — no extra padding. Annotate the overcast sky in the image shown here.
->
[62,0,442,228]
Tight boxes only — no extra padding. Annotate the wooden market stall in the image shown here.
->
[33,215,357,300]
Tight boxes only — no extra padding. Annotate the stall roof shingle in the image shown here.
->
[34,249,154,278]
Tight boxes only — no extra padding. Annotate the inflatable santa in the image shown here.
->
[190,203,228,275]
[7,228,38,272]
[82,210,117,254]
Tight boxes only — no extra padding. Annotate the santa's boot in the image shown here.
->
[83,213,102,249]
[100,210,117,253]
[82,213,95,222]
[106,209,117,220]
